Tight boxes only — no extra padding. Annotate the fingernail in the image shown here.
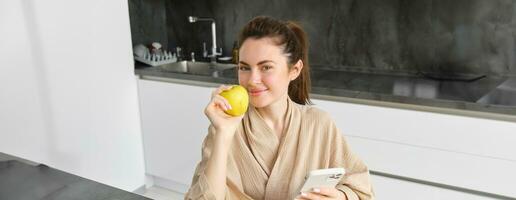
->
[301,192,307,197]
[313,188,320,193]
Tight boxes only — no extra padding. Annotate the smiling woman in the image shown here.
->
[237,37,300,107]
[237,16,312,107]
[185,16,375,200]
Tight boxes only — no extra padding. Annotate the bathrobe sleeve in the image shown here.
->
[327,119,375,200]
[184,126,249,200]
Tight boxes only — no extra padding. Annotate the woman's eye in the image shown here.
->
[262,65,272,71]
[238,66,250,71]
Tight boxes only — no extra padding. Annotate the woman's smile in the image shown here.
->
[249,88,268,96]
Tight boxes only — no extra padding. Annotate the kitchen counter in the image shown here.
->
[0,159,149,200]
[135,63,516,121]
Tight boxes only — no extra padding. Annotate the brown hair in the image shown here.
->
[238,16,312,105]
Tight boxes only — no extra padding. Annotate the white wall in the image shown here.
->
[0,0,146,191]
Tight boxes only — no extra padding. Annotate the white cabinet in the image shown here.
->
[371,175,501,200]
[137,78,516,198]
[313,99,516,199]
[137,79,216,192]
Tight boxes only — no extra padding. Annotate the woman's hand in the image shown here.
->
[204,85,245,141]
[295,187,347,200]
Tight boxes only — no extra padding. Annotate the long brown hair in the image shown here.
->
[238,16,312,105]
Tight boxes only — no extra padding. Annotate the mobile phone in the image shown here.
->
[299,168,345,193]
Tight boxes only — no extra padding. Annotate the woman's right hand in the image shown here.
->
[204,85,245,141]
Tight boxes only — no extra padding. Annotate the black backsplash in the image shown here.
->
[129,0,516,77]
[128,0,169,49]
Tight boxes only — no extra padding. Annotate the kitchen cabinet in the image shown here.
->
[137,78,516,199]
[313,98,516,199]
[371,175,501,200]
[137,79,214,193]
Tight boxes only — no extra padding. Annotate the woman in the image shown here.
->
[185,16,374,200]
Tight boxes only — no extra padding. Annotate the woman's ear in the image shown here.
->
[289,60,303,81]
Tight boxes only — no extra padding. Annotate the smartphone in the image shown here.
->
[299,168,346,193]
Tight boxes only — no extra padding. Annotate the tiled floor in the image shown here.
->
[142,186,184,200]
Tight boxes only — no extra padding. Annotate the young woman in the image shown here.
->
[185,16,374,200]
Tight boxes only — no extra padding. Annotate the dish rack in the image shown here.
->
[134,51,177,66]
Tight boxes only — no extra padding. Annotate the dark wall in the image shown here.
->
[130,0,516,77]
[128,0,168,49]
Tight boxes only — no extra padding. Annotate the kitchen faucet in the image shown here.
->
[188,16,222,63]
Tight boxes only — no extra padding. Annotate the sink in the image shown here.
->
[160,61,237,77]
[221,66,238,78]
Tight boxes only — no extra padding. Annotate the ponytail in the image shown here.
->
[238,16,312,105]
[285,21,311,105]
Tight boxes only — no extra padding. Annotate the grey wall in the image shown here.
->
[128,0,168,50]
[130,0,516,77]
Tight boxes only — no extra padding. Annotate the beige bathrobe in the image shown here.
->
[185,98,374,200]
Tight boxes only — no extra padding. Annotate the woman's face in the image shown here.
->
[238,37,301,108]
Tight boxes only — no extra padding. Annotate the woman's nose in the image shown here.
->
[248,70,261,84]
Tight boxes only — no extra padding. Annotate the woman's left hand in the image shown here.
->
[295,187,347,200]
